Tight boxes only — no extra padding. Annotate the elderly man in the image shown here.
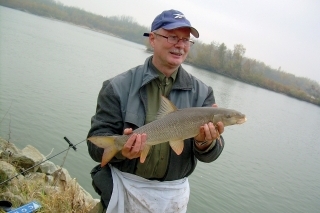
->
[88,9,225,213]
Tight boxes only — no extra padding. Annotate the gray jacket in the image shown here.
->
[87,56,225,207]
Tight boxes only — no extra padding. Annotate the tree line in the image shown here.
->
[1,0,319,106]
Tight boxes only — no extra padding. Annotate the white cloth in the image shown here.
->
[106,165,190,213]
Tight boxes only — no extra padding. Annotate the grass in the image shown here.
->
[0,134,96,212]
[0,173,95,213]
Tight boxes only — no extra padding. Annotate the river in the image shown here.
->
[1,6,320,213]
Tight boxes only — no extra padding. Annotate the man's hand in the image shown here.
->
[121,128,147,159]
[194,103,224,150]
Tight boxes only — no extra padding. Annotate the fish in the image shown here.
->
[88,96,246,166]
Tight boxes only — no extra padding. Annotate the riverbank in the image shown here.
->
[0,137,99,212]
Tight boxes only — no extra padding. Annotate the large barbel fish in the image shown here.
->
[88,96,246,166]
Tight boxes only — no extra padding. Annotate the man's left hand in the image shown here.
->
[194,104,224,150]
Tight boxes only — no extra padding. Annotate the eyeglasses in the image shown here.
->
[153,32,194,46]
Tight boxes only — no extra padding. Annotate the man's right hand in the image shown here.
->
[121,128,146,160]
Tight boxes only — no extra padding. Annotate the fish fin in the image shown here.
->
[101,146,118,167]
[87,136,117,148]
[140,144,151,163]
[87,136,119,167]
[169,140,184,155]
[156,96,178,119]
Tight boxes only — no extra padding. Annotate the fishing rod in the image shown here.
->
[0,136,86,185]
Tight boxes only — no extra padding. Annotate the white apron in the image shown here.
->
[106,164,190,213]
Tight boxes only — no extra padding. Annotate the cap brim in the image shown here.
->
[162,23,199,38]
[190,28,199,38]
[143,27,199,38]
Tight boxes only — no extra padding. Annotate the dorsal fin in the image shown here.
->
[156,96,178,119]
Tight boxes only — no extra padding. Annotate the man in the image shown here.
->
[87,9,225,213]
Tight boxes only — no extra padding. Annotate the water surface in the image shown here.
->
[1,6,320,213]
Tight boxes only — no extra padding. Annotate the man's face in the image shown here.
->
[150,27,192,70]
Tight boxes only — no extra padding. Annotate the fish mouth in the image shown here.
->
[237,117,247,124]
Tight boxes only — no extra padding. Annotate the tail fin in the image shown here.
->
[88,136,119,167]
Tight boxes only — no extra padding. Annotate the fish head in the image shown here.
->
[213,109,247,126]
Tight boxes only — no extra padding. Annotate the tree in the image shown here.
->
[217,43,227,70]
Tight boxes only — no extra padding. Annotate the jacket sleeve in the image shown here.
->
[87,80,124,163]
[202,86,216,107]
[193,86,225,162]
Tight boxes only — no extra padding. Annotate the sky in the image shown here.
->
[56,0,320,83]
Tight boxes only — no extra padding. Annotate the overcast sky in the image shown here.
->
[56,0,320,83]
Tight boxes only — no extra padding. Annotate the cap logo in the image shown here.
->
[173,13,185,19]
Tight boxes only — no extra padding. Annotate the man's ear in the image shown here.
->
[149,33,156,48]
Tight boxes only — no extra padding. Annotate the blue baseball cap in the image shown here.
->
[143,9,199,38]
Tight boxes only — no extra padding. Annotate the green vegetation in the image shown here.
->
[1,0,319,106]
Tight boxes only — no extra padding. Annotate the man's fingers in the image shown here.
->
[216,122,224,134]
[203,123,210,140]
[131,134,142,153]
[195,121,225,143]
[123,128,133,135]
[123,133,137,149]
[208,122,217,141]
[203,122,218,141]
[140,133,147,151]
[122,133,147,159]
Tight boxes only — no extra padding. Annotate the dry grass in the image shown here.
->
[0,176,94,213]
[0,137,96,212]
